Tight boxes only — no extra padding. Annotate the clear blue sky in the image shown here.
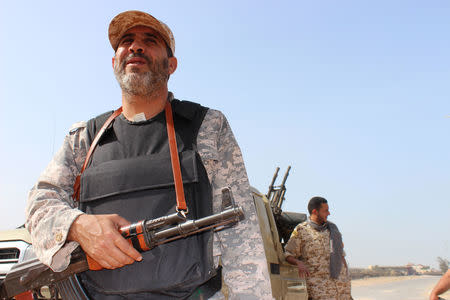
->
[1,1,449,269]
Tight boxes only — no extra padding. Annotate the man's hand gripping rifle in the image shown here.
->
[0,187,244,300]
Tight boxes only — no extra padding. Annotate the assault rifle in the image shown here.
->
[266,166,306,246]
[0,187,243,300]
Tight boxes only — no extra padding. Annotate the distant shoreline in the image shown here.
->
[350,267,442,280]
[351,275,440,287]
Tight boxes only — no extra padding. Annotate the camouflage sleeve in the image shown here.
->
[197,109,273,300]
[25,122,89,271]
[284,225,303,259]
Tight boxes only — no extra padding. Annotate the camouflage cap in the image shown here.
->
[108,10,175,55]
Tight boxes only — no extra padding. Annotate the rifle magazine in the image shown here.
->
[55,274,89,300]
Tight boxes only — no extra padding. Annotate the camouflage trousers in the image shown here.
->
[306,274,352,300]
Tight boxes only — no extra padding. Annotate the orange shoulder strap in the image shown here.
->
[164,101,187,212]
[72,107,123,201]
[72,102,188,213]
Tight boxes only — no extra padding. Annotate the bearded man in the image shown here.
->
[285,197,352,300]
[26,10,273,299]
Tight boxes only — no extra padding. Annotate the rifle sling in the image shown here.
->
[164,101,187,211]
[72,107,122,201]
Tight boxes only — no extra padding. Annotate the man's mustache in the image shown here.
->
[120,53,152,69]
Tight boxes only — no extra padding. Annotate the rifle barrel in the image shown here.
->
[154,207,244,242]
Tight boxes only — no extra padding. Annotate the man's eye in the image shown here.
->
[120,38,133,45]
[145,38,157,44]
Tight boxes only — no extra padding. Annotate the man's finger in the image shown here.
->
[114,235,143,262]
[96,245,135,269]
[109,214,132,228]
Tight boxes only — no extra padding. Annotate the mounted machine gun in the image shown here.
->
[266,166,306,246]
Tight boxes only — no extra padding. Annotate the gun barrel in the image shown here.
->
[144,211,186,231]
[277,190,286,209]
[266,167,280,198]
[120,212,186,240]
[153,207,244,243]
[269,167,280,189]
[273,166,290,209]
[280,165,291,187]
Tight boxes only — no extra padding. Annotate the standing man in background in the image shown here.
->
[26,10,273,299]
[285,196,351,300]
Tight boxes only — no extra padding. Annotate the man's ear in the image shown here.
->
[112,57,115,69]
[168,56,178,75]
[311,209,318,215]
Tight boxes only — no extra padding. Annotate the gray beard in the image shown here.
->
[114,57,168,98]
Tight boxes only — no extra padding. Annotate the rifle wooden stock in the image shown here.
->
[0,248,89,299]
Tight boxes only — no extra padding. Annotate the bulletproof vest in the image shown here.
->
[78,100,215,299]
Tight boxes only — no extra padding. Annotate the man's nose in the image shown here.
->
[129,41,144,53]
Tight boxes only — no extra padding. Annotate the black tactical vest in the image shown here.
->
[78,100,215,299]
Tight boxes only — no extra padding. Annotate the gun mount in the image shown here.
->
[251,166,308,299]
[266,166,306,246]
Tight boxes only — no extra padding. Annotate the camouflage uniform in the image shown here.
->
[284,221,351,300]
[25,94,273,299]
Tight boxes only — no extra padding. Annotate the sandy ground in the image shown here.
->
[352,275,450,299]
